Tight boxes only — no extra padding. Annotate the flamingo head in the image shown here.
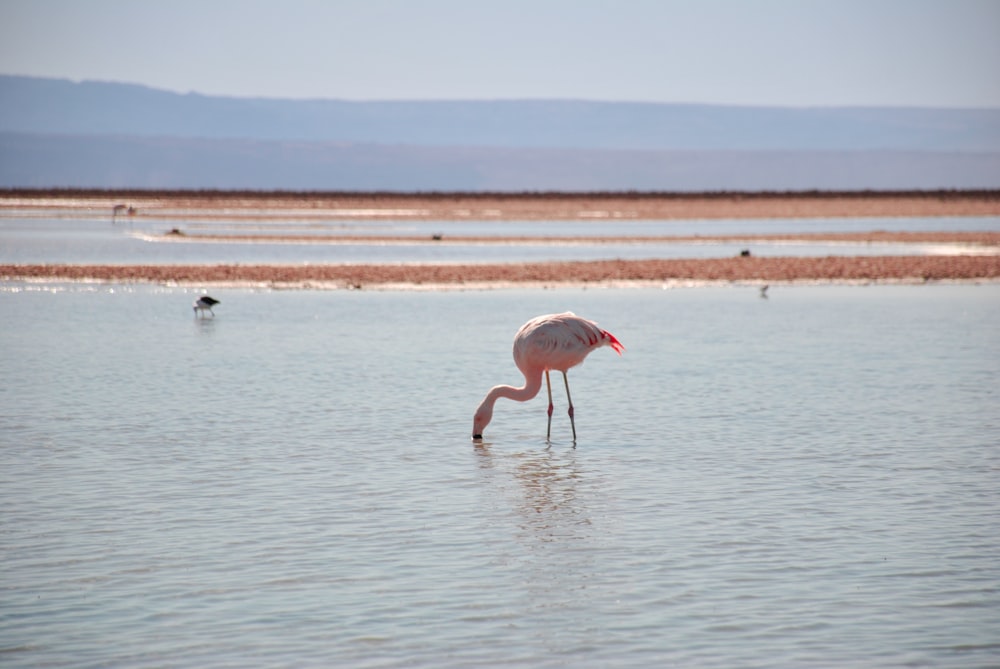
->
[472,403,493,441]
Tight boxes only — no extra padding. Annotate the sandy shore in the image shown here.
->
[3,189,1000,220]
[3,190,999,287]
[4,256,999,289]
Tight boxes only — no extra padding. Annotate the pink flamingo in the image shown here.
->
[472,312,624,442]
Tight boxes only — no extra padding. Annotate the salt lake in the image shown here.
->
[2,280,998,667]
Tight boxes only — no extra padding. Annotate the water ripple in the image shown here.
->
[1,284,998,667]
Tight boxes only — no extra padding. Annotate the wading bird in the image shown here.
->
[193,295,220,317]
[472,312,624,442]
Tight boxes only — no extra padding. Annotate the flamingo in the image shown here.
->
[472,312,624,442]
[193,295,220,317]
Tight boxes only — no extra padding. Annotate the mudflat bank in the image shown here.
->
[4,256,999,289]
[4,189,998,288]
[3,189,1000,220]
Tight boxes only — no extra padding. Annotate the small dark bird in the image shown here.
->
[760,284,769,298]
[193,295,220,317]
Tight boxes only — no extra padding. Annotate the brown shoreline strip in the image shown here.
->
[4,189,1000,220]
[5,256,1000,286]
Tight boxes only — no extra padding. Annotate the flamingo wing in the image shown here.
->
[514,312,623,372]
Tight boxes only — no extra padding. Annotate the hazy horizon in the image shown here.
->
[8,73,1000,111]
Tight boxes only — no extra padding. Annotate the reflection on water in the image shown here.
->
[193,315,217,335]
[475,444,590,543]
[474,442,607,635]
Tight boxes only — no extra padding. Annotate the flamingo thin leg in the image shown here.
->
[545,370,554,440]
[562,371,576,442]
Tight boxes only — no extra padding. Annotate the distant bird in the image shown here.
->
[111,204,127,223]
[193,295,220,317]
[760,284,769,298]
[472,312,624,442]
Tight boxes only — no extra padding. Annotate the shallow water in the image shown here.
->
[2,283,999,667]
[2,215,998,265]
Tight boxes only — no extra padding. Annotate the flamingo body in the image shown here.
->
[472,312,623,441]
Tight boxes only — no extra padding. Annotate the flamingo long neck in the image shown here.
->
[483,367,543,411]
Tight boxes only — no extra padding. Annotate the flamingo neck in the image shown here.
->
[474,367,546,438]
[480,368,543,411]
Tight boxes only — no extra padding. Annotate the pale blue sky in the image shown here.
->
[2,0,998,107]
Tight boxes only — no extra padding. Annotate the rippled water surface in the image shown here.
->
[2,283,999,667]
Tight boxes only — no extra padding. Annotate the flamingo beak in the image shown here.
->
[472,433,483,441]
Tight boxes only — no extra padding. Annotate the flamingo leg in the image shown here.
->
[545,370,554,440]
[562,371,576,442]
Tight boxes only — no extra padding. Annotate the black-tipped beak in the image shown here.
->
[472,434,483,441]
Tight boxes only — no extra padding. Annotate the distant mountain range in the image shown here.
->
[2,74,999,190]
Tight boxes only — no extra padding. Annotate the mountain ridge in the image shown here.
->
[4,74,999,151]
[3,75,999,190]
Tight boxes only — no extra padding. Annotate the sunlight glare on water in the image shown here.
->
[1,283,999,667]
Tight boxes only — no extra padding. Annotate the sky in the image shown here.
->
[1,0,998,108]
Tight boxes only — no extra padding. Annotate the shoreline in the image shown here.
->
[4,190,999,289]
[5,256,1000,289]
[3,189,1000,221]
